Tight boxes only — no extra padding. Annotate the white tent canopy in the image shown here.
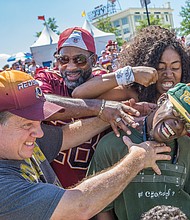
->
[82,20,116,56]
[30,24,59,67]
[0,54,10,59]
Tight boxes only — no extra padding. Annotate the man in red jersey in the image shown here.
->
[35,27,158,188]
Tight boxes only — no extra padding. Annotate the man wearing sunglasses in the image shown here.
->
[35,27,158,188]
[88,83,190,219]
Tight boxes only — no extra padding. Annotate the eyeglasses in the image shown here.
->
[54,54,94,67]
[171,104,190,133]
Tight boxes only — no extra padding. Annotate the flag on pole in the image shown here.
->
[38,15,45,20]
[140,0,151,8]
[81,11,86,17]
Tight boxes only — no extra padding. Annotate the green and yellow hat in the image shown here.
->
[167,83,190,123]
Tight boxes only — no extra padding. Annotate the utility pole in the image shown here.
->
[144,0,150,25]
[140,0,151,25]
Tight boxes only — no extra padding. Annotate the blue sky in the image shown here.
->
[0,0,187,68]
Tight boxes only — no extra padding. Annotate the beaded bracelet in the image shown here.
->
[98,99,106,118]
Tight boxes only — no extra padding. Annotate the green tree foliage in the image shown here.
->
[35,17,60,38]
[96,17,117,33]
[136,15,171,32]
[179,0,190,36]
[96,17,124,46]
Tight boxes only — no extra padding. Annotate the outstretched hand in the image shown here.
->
[123,136,171,175]
[100,100,140,137]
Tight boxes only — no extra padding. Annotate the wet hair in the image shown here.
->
[140,205,188,220]
[0,111,12,125]
[119,25,190,103]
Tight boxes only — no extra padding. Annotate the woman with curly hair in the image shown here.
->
[72,25,190,103]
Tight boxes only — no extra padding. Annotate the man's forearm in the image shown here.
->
[52,138,171,219]
[45,94,102,120]
[44,93,141,137]
[53,150,145,219]
[73,151,144,218]
[72,73,118,99]
[61,117,109,151]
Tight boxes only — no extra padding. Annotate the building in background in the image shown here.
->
[89,2,174,41]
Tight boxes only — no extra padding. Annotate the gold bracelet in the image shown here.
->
[98,99,106,118]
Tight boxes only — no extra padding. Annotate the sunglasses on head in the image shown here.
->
[54,54,94,67]
[171,104,190,133]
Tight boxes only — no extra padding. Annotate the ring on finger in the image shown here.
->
[115,117,122,123]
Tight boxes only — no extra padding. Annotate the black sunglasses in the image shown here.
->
[54,54,94,67]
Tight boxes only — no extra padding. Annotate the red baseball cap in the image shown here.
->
[0,70,64,120]
[57,27,96,53]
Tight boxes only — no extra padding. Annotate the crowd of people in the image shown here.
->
[97,40,119,73]
[1,58,40,77]
[0,25,190,220]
